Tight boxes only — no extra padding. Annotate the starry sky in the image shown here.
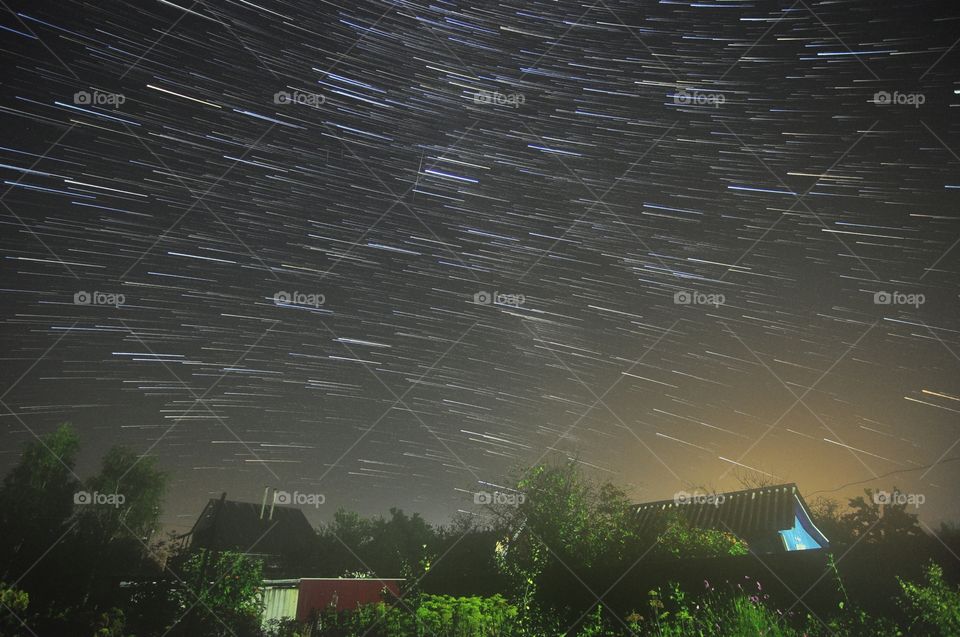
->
[1,0,958,533]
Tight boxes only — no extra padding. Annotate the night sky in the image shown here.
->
[1,0,958,533]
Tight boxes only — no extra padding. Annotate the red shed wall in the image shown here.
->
[295,579,402,621]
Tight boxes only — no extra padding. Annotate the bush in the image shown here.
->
[899,562,960,636]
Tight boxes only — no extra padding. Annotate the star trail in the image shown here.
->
[1,0,958,532]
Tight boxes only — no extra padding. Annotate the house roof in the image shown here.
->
[189,496,316,557]
[632,483,809,537]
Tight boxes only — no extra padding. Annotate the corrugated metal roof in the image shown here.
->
[633,483,800,536]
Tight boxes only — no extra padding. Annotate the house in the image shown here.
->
[633,483,829,554]
[185,491,317,574]
[262,577,404,627]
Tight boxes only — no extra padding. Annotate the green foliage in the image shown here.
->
[169,550,264,636]
[0,424,80,578]
[92,607,131,637]
[653,512,749,559]
[899,562,960,636]
[81,446,167,542]
[310,594,518,637]
[0,582,30,636]
[317,507,437,580]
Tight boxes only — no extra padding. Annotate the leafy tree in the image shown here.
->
[0,424,80,586]
[492,460,639,625]
[70,446,167,607]
[842,487,923,545]
[168,550,264,637]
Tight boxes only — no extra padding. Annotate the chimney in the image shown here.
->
[260,486,270,520]
[269,488,277,520]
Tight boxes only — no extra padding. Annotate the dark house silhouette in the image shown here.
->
[186,492,317,574]
[633,483,829,554]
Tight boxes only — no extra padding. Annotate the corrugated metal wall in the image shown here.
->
[262,584,299,627]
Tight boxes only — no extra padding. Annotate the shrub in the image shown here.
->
[899,562,960,636]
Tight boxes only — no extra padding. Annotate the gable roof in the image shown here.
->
[633,483,811,537]
[189,496,316,557]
